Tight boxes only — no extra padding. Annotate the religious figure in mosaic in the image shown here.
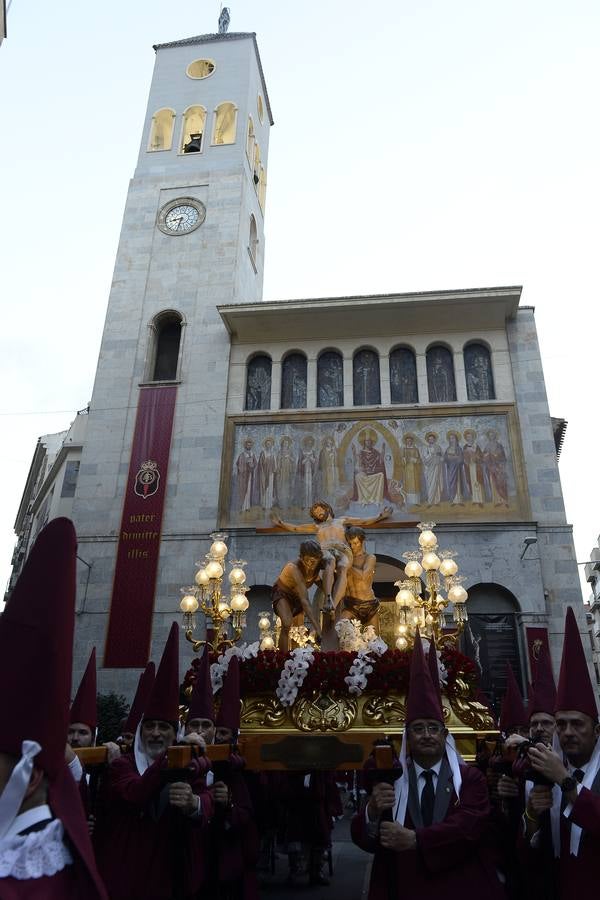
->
[483,429,509,506]
[297,435,317,508]
[352,428,390,504]
[318,352,344,407]
[245,357,271,410]
[353,350,381,405]
[422,431,444,506]
[399,433,423,506]
[463,429,486,506]
[276,435,295,509]
[444,431,469,505]
[258,436,277,510]
[235,436,258,511]
[390,348,418,404]
[317,434,339,501]
[465,345,494,401]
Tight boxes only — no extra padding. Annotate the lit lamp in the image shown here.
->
[179,533,250,653]
[258,611,276,650]
[396,522,469,649]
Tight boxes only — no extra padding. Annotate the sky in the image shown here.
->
[1,0,599,597]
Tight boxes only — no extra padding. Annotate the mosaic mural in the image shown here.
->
[221,410,529,526]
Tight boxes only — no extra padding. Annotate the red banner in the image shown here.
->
[104,386,177,667]
[525,627,551,680]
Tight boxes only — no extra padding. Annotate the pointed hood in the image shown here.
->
[143,623,180,725]
[529,647,557,718]
[216,655,241,732]
[0,518,108,898]
[188,648,215,723]
[0,518,77,777]
[499,664,528,732]
[70,647,97,732]
[427,638,441,697]
[124,661,156,734]
[406,631,444,724]
[556,606,598,721]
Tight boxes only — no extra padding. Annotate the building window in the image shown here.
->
[245,355,272,410]
[248,215,258,267]
[353,349,381,406]
[281,353,307,409]
[258,166,267,212]
[150,312,183,381]
[426,345,456,403]
[60,461,80,498]
[257,94,265,124]
[389,347,418,404]
[246,117,255,164]
[212,102,237,145]
[148,108,175,151]
[186,59,215,79]
[317,351,344,407]
[464,343,495,401]
[180,106,206,154]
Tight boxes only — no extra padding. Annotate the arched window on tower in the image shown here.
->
[258,166,267,212]
[148,108,175,151]
[149,311,184,382]
[248,215,258,268]
[389,347,418,404]
[426,345,456,402]
[464,342,495,401]
[245,355,271,410]
[281,353,307,409]
[180,106,206,154]
[246,117,255,164]
[353,349,381,406]
[317,351,344,407]
[212,102,237,145]
[253,143,261,189]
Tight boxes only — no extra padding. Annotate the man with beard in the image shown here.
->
[95,623,213,900]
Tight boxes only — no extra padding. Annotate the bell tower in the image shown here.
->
[71,30,273,683]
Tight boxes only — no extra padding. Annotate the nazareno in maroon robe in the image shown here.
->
[352,762,507,900]
[93,752,213,900]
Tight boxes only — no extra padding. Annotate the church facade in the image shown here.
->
[8,29,586,706]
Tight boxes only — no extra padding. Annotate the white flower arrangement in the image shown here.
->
[275,646,316,707]
[210,641,260,693]
[336,620,388,695]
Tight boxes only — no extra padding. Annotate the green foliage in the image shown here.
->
[97,691,129,744]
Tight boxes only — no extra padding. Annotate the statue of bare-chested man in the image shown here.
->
[339,526,380,630]
[271,540,325,652]
[271,500,392,612]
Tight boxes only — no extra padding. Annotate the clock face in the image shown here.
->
[157,198,206,235]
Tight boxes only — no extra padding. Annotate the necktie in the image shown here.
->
[573,769,584,783]
[421,770,435,826]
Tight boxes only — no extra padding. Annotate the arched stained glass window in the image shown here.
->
[389,347,418,404]
[281,353,307,409]
[426,346,456,402]
[317,351,343,407]
[353,349,380,406]
[464,343,495,401]
[245,355,271,410]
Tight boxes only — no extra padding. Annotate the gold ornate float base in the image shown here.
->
[239,689,496,770]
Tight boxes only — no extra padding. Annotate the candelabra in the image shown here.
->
[394,522,468,650]
[179,533,249,652]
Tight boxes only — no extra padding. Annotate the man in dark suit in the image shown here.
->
[352,631,507,900]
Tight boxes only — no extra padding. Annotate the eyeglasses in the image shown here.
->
[408,723,444,736]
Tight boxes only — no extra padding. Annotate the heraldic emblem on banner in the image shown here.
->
[134,460,160,500]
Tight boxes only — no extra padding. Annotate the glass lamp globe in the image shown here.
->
[195,568,210,587]
[258,614,271,631]
[218,601,231,618]
[228,567,247,585]
[205,560,224,580]
[180,594,199,613]
[439,558,458,577]
[239,596,250,612]
[260,635,275,650]
[396,636,408,650]
[418,529,437,550]
[405,560,423,579]
[210,539,228,559]
[448,585,468,604]
[395,587,414,607]
[422,552,441,571]
[230,592,246,612]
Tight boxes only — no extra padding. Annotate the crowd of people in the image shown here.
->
[0,517,599,899]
